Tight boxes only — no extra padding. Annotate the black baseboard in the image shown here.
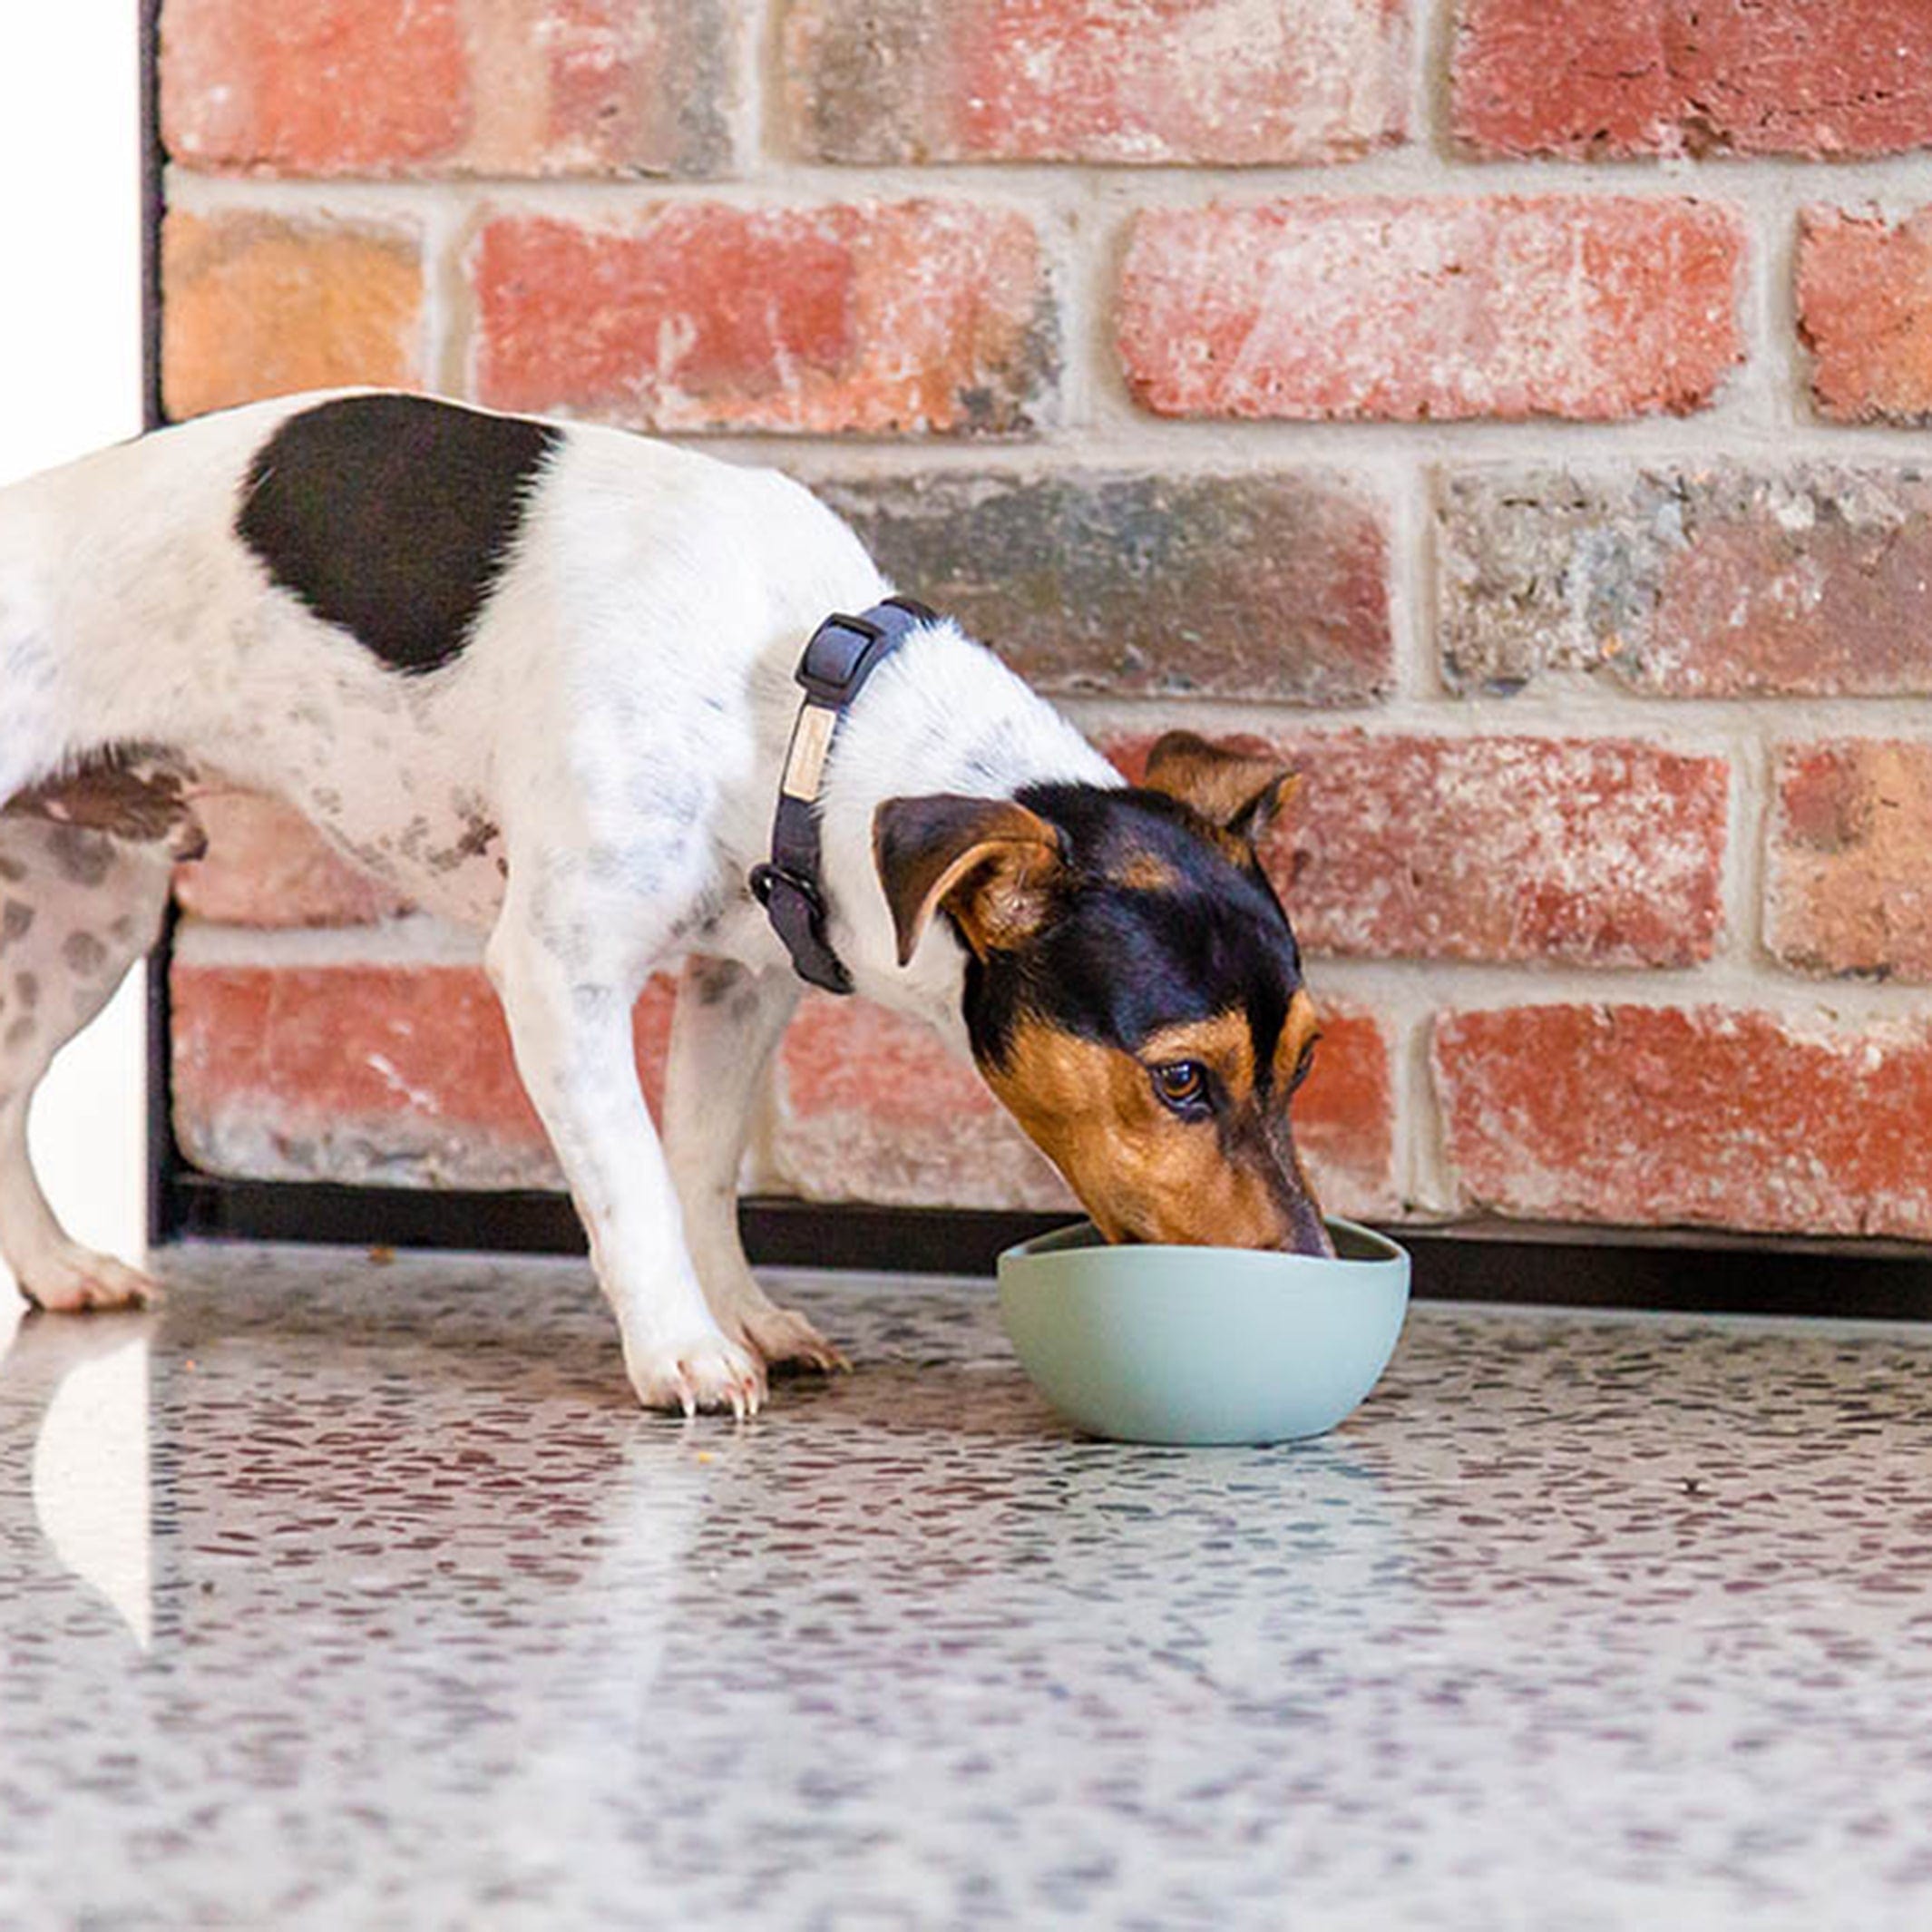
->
[165,1174,1065,1274]
[161,1173,1932,1322]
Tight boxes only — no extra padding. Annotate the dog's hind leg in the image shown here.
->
[0,820,174,1312]
[662,958,846,1376]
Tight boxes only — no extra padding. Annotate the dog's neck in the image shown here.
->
[804,615,1119,1049]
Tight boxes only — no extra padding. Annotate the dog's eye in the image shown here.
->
[1151,1060,1211,1117]
[1288,1033,1322,1096]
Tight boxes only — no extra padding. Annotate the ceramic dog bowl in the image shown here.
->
[997,1218,1410,1446]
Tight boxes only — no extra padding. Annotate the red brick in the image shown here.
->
[814,468,1392,706]
[161,0,737,177]
[1439,464,1932,698]
[174,792,410,926]
[172,960,1396,1214]
[500,0,737,176]
[1767,741,1932,982]
[1111,731,1728,967]
[1454,0,1932,161]
[171,963,675,1188]
[1117,198,1744,422]
[773,996,1065,1213]
[161,209,424,421]
[774,993,1397,1218]
[1288,1006,1398,1214]
[161,0,469,172]
[1799,206,1932,424]
[470,203,1058,435]
[782,0,1409,165]
[1433,1005,1932,1238]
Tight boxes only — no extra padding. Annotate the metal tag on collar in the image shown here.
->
[779,701,838,804]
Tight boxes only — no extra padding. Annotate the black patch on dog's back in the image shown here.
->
[237,394,560,675]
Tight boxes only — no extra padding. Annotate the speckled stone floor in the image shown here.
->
[4,1244,1932,1930]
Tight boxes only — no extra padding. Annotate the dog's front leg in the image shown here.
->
[663,959,847,1376]
[484,912,764,1418]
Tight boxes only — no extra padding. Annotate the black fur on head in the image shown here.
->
[961,781,1303,1081]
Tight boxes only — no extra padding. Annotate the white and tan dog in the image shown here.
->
[0,392,1331,1414]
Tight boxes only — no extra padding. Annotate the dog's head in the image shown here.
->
[874,732,1331,1255]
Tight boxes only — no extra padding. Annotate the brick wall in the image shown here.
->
[156,0,1932,1244]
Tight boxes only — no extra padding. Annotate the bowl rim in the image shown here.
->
[1000,1215,1408,1270]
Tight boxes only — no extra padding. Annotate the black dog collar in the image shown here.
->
[750,596,937,994]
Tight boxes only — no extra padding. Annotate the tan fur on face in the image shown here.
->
[1141,1011,1254,1107]
[984,1013,1307,1248]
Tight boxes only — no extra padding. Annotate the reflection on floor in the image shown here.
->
[4,1244,1932,1928]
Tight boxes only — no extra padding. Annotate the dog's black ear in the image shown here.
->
[873,795,1064,967]
[1143,730,1299,844]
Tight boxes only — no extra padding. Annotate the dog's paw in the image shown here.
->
[15,1244,162,1314]
[736,1303,850,1378]
[626,1332,766,1420]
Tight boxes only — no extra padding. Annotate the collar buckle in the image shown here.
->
[797,611,887,704]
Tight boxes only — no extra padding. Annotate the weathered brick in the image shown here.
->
[161,0,466,172]
[172,953,1395,1213]
[1111,731,1729,967]
[175,961,1390,1213]
[471,202,1058,435]
[813,469,1391,706]
[782,0,1409,165]
[171,962,674,1188]
[1767,740,1932,982]
[1454,0,1932,161]
[774,992,1397,1219]
[488,0,738,177]
[1799,206,1932,424]
[1117,198,1744,422]
[1288,1005,1399,1215]
[173,793,410,927]
[161,209,424,420]
[774,996,1071,1213]
[161,0,737,177]
[1433,1004,1932,1238]
[1439,463,1932,697]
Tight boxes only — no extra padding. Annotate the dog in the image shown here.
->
[0,389,1331,1415]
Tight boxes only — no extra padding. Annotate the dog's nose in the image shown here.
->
[1280,1198,1335,1258]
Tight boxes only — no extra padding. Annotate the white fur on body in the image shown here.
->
[0,392,1117,1412]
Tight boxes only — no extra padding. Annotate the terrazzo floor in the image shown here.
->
[4,1243,1932,1930]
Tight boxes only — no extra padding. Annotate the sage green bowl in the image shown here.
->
[996,1217,1410,1446]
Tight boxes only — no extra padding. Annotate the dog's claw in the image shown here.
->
[735,1303,849,1379]
[15,1245,162,1314]
[733,1369,764,1421]
[631,1332,766,1418]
